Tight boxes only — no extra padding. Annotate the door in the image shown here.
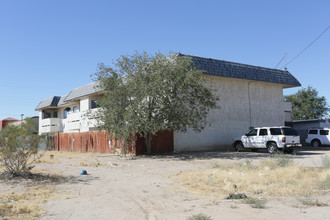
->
[243,129,259,148]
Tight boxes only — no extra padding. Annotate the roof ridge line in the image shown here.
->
[180,53,289,73]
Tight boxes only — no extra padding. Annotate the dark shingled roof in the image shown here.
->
[180,54,301,87]
[58,94,69,106]
[35,96,61,110]
[64,82,102,102]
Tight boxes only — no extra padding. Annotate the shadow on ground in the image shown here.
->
[0,171,98,186]
[134,146,330,161]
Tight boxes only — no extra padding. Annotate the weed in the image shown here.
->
[230,205,238,209]
[243,197,266,209]
[320,155,330,169]
[187,213,212,220]
[0,186,53,218]
[226,193,247,199]
[297,197,328,207]
[319,175,330,189]
[211,164,222,169]
[273,154,294,167]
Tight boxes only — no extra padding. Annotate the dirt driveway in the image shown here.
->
[1,147,330,220]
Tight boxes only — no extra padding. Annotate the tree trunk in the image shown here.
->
[146,132,152,154]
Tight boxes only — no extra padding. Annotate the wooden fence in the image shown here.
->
[55,130,173,155]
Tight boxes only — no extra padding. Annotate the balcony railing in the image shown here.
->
[40,118,62,134]
[64,112,81,131]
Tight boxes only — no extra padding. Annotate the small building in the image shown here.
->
[287,119,330,145]
[0,117,19,131]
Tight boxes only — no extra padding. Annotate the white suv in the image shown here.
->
[233,126,302,154]
[306,128,330,147]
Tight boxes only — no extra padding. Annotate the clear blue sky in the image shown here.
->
[0,0,329,119]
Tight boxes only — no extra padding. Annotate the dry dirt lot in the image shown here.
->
[1,147,330,220]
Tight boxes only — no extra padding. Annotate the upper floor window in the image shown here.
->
[53,111,58,118]
[44,111,51,119]
[91,100,99,109]
[73,106,79,113]
[64,107,70,119]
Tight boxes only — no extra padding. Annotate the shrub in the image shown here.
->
[0,119,43,176]
[187,213,212,220]
[243,197,266,209]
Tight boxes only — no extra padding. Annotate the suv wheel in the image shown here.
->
[267,142,278,154]
[234,142,244,152]
[311,139,321,147]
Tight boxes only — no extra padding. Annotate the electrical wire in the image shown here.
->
[274,55,285,68]
[280,26,330,69]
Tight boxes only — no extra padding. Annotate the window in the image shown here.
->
[247,129,258,136]
[320,130,329,135]
[259,129,268,136]
[91,100,99,109]
[282,128,299,136]
[53,111,58,118]
[270,128,282,135]
[309,130,318,135]
[64,108,70,119]
[44,111,51,119]
[73,106,79,113]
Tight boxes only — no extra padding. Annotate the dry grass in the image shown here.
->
[0,186,54,219]
[0,169,69,219]
[173,158,330,199]
[296,197,328,207]
[79,158,110,167]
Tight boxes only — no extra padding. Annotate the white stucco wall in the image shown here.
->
[174,75,288,151]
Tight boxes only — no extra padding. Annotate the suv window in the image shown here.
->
[259,129,268,136]
[247,129,258,136]
[282,128,299,136]
[320,130,329,135]
[270,128,282,135]
[309,130,318,135]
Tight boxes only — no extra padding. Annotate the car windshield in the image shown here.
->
[282,128,298,136]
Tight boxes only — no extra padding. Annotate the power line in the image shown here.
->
[274,55,285,68]
[280,26,330,69]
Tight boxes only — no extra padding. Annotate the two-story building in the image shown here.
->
[35,82,103,135]
[35,54,301,153]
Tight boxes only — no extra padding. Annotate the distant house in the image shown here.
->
[35,83,103,136]
[0,117,39,131]
[35,54,301,153]
[0,117,19,131]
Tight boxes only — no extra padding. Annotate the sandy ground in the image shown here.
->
[1,147,330,220]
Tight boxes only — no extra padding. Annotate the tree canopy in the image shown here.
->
[92,52,220,154]
[285,86,329,120]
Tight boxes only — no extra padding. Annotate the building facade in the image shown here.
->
[35,82,103,136]
[35,54,301,152]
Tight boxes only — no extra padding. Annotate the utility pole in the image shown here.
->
[20,114,24,126]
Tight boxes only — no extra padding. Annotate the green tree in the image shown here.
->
[92,51,219,154]
[285,86,329,120]
[0,118,42,175]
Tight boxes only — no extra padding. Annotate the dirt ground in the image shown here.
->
[1,147,330,220]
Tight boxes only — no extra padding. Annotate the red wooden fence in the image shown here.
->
[55,130,173,155]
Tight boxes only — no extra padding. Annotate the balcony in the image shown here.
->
[64,112,81,131]
[40,118,62,134]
